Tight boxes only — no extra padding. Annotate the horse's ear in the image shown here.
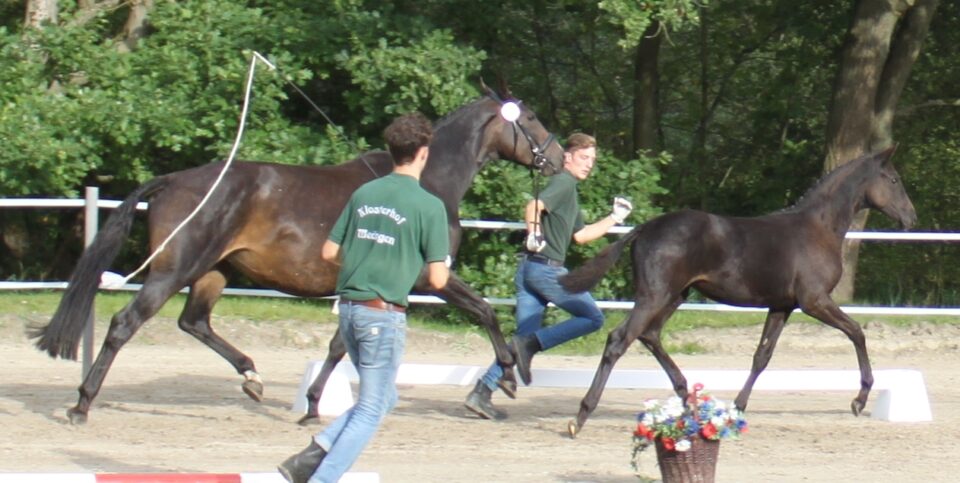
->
[876,143,898,163]
[479,78,494,97]
[479,78,502,102]
[495,75,513,100]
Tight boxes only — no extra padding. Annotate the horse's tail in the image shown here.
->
[32,177,168,360]
[559,225,644,293]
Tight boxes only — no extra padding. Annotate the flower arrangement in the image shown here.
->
[631,383,747,466]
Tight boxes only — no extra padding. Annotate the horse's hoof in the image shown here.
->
[567,420,579,439]
[297,414,321,426]
[497,378,517,400]
[850,399,865,417]
[242,379,264,402]
[67,407,88,425]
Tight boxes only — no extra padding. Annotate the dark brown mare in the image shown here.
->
[33,89,563,425]
[560,147,916,437]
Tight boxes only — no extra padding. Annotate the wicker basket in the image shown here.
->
[655,437,720,483]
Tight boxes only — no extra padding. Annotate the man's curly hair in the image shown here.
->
[383,112,433,165]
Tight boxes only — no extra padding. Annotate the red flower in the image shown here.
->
[635,423,654,440]
[661,437,676,451]
[701,422,718,439]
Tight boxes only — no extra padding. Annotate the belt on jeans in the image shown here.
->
[524,253,564,267]
[342,297,406,313]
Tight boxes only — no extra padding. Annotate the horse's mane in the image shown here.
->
[429,94,496,159]
[781,151,876,213]
[433,95,496,136]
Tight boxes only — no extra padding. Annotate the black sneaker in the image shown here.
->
[512,334,540,385]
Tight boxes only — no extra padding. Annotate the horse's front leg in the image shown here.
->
[298,328,347,426]
[735,308,792,411]
[427,274,517,388]
[636,297,687,402]
[568,320,636,438]
[800,295,873,416]
[569,296,681,438]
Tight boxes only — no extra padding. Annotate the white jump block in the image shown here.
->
[291,362,354,416]
[293,362,931,423]
[241,472,380,483]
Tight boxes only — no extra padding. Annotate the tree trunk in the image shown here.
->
[825,0,938,302]
[118,0,155,53]
[25,0,58,27]
[632,20,662,156]
[871,0,940,150]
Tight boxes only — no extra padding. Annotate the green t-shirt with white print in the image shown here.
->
[329,173,449,306]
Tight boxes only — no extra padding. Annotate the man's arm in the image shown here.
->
[572,215,618,244]
[321,239,341,264]
[524,198,546,231]
[426,261,449,290]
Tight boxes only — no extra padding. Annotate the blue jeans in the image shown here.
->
[309,303,406,483]
[480,257,604,389]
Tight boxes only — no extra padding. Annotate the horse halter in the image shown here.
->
[511,111,556,170]
[497,99,556,172]
[523,126,556,171]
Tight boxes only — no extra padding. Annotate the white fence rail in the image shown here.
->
[2,194,960,315]
[4,192,960,375]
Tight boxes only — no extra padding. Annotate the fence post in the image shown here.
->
[82,187,98,378]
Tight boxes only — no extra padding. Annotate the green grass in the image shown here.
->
[3,291,955,356]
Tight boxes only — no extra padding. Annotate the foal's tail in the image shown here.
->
[32,177,168,360]
[559,226,644,293]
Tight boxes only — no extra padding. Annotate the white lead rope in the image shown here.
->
[102,51,275,289]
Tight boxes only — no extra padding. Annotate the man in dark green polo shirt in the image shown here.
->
[280,113,450,483]
[465,132,632,420]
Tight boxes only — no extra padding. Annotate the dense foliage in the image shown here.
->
[1,0,958,307]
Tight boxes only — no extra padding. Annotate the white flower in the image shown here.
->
[665,397,685,418]
[675,439,692,452]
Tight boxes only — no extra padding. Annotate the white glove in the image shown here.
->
[611,196,633,224]
[525,228,547,253]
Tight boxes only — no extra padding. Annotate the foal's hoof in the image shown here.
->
[850,399,866,417]
[497,378,517,400]
[67,407,88,425]
[567,420,580,439]
[297,414,321,426]
[242,379,264,402]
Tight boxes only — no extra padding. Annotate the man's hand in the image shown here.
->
[610,196,633,224]
[525,228,547,253]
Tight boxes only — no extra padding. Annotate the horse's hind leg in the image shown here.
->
[800,295,873,416]
[735,309,791,411]
[568,297,679,438]
[298,327,347,426]
[177,269,262,401]
[69,276,183,424]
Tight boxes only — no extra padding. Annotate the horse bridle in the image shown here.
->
[508,101,557,172]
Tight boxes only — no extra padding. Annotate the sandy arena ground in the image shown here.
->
[1,308,958,482]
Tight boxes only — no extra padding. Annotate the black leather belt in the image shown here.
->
[342,298,406,313]
[524,253,564,267]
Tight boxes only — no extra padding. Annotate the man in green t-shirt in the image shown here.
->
[280,113,450,483]
[464,132,633,420]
